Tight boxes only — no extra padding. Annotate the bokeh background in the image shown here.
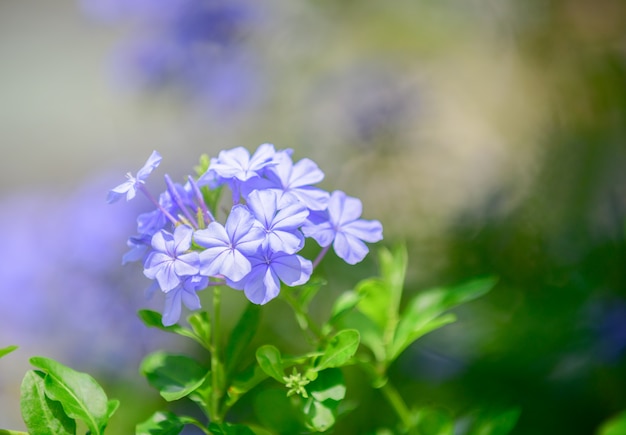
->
[1,0,626,433]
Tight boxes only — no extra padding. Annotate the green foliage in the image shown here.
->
[136,411,205,435]
[335,245,497,374]
[138,309,211,350]
[15,357,118,435]
[597,410,626,435]
[0,345,18,359]
[140,352,209,402]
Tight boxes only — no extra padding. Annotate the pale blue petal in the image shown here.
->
[194,222,229,248]
[137,150,162,181]
[226,205,255,242]
[155,262,181,291]
[198,246,230,276]
[247,189,277,227]
[181,286,201,310]
[342,219,383,243]
[244,265,280,304]
[328,191,362,225]
[267,230,304,254]
[273,202,308,230]
[285,187,330,211]
[219,249,252,281]
[333,232,369,265]
[162,288,182,326]
[289,158,325,187]
[174,252,200,276]
[302,221,335,247]
[150,230,173,255]
[143,252,172,279]
[272,253,311,286]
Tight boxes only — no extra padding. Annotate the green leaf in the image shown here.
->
[303,369,346,432]
[356,245,407,331]
[140,352,208,401]
[412,406,454,435]
[253,389,302,434]
[597,410,626,435]
[106,399,120,420]
[390,276,497,361]
[225,304,261,377]
[341,311,386,362]
[29,357,112,435]
[136,411,201,435]
[20,370,76,435]
[138,310,206,347]
[314,329,360,371]
[225,364,269,408]
[328,291,361,326]
[255,345,285,383]
[187,311,211,349]
[0,345,18,359]
[0,430,29,435]
[466,407,521,435]
[208,422,256,434]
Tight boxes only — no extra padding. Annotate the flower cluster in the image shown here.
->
[108,145,383,325]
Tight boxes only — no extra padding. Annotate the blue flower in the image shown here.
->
[228,248,312,305]
[144,224,200,291]
[303,190,383,265]
[246,189,308,255]
[107,150,162,203]
[194,205,265,281]
[264,152,330,211]
[162,275,207,326]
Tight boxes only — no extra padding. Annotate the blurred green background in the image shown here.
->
[1,0,625,433]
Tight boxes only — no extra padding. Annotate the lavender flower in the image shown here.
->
[227,248,312,305]
[246,189,308,255]
[110,144,384,322]
[144,225,200,291]
[194,205,265,281]
[107,150,162,203]
[303,190,383,265]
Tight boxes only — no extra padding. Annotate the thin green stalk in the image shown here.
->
[211,286,224,423]
[380,381,413,432]
[281,290,324,340]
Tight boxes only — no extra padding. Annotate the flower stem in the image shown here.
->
[312,245,330,269]
[211,286,224,423]
[380,381,413,432]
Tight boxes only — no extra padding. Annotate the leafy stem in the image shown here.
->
[281,290,324,341]
[211,286,224,423]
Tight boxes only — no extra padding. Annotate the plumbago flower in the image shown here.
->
[108,144,383,325]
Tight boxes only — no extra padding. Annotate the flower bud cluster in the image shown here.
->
[108,144,383,325]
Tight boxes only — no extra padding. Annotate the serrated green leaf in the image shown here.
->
[29,357,112,435]
[225,304,261,377]
[314,330,360,371]
[255,345,285,383]
[390,276,497,361]
[187,311,211,349]
[20,370,76,435]
[0,345,18,359]
[140,352,208,401]
[466,407,521,435]
[598,410,626,435]
[138,310,205,346]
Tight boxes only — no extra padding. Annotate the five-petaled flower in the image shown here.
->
[143,224,200,292]
[107,150,162,203]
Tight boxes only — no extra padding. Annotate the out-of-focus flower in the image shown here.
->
[0,175,174,375]
[81,0,263,113]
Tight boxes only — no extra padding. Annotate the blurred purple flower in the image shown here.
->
[0,175,177,375]
[81,0,263,112]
